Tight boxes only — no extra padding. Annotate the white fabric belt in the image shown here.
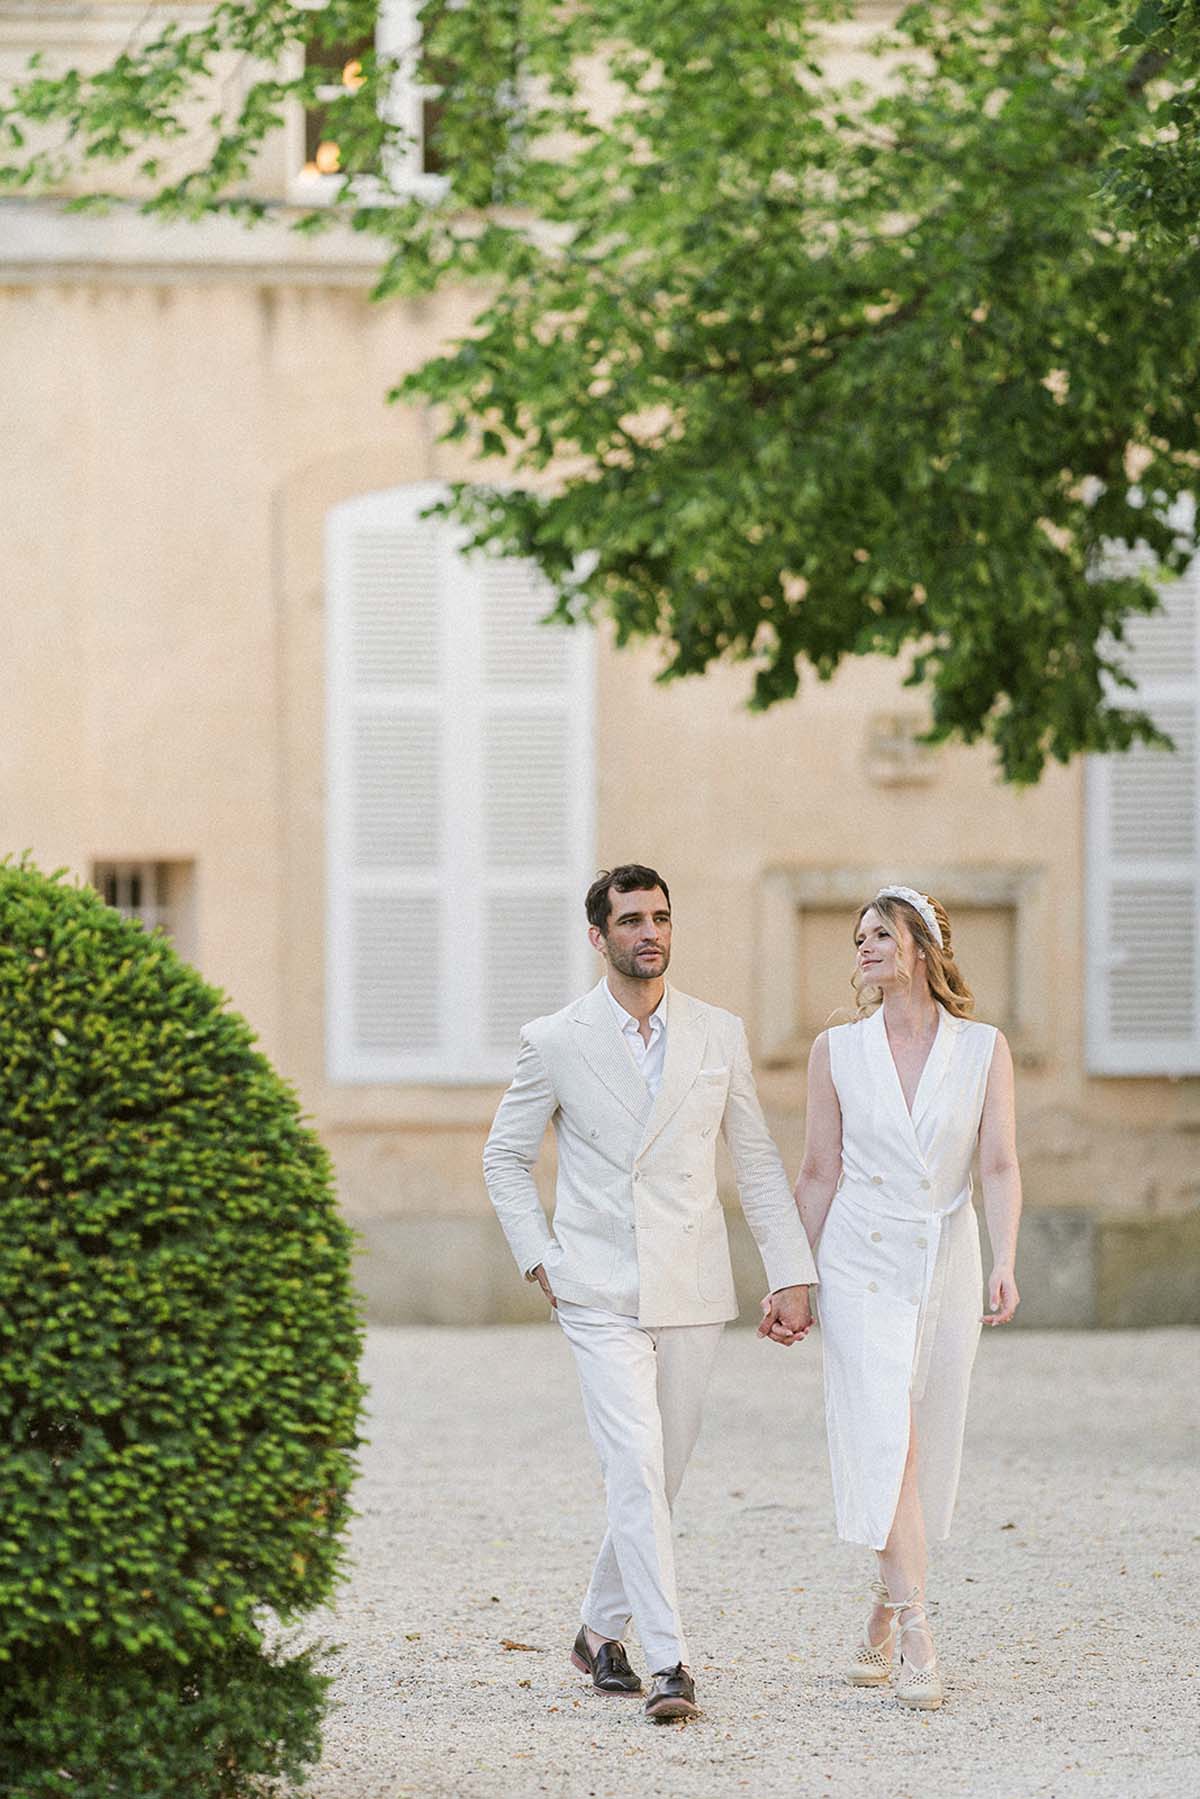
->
[835,1179,972,1224]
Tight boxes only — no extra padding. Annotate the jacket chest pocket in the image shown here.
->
[690,1069,729,1123]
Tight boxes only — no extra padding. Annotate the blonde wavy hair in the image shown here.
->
[851,892,975,1021]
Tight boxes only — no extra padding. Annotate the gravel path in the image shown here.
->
[298,1326,1198,1799]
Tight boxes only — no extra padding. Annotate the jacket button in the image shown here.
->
[917,1235,928,1248]
[702,1127,712,1137]
[867,1281,878,1293]
[919,1179,932,1190]
[870,1231,882,1243]
[871,1175,883,1186]
[684,1223,695,1233]
[590,1128,600,1139]
[633,1171,641,1182]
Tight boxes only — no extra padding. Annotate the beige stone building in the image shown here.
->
[3,2,1197,1326]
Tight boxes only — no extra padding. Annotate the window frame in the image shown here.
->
[754,864,1048,1069]
[91,859,197,958]
[286,0,450,207]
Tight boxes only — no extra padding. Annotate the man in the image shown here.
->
[483,864,817,1722]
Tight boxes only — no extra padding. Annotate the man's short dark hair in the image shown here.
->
[585,865,672,932]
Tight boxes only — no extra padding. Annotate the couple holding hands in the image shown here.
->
[484,863,1022,1721]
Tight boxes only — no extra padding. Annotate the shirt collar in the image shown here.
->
[604,980,668,1038]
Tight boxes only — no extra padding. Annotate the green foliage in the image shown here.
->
[0,860,364,1797]
[1,2,1198,779]
[1100,0,1200,241]
[397,0,1200,782]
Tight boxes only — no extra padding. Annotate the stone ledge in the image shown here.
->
[0,196,386,285]
[349,1206,1200,1328]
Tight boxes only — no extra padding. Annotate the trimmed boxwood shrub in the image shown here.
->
[0,860,365,1798]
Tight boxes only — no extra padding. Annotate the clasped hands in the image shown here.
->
[529,1264,812,1344]
[757,1283,813,1347]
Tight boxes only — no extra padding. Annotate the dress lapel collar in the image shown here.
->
[910,1005,957,1132]
[572,979,654,1125]
[865,1004,923,1157]
[637,987,707,1157]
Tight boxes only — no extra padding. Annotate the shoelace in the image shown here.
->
[874,1584,938,1673]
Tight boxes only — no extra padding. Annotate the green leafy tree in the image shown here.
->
[1101,0,1200,241]
[2,0,1198,780]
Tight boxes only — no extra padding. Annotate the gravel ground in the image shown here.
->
[296,1326,1198,1799]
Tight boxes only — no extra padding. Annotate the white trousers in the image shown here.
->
[556,1301,724,1673]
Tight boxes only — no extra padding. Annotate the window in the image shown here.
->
[325,484,595,1083]
[302,27,373,179]
[1085,510,1200,1074]
[92,861,197,959]
[755,866,1047,1068]
[290,0,449,202]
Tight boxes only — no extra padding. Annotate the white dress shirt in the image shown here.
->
[604,982,668,1099]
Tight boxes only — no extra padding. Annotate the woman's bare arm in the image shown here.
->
[977,1030,1022,1324]
[794,1030,844,1252]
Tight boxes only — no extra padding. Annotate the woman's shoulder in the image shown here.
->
[968,1012,1000,1034]
[955,1010,998,1033]
[824,1016,858,1038]
[950,1011,1002,1054]
[820,1015,869,1077]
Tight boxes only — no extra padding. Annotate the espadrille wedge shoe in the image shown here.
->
[892,1590,944,1711]
[845,1581,896,1687]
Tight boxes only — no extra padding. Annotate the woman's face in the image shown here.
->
[855,905,915,990]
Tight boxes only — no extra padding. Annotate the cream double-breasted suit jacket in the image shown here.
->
[483,980,818,1327]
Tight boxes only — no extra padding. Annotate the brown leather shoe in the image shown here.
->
[644,1663,698,1721]
[569,1626,643,1694]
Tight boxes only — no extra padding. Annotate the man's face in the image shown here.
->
[590,886,672,981]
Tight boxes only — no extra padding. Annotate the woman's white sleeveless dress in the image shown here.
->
[818,1004,998,1550]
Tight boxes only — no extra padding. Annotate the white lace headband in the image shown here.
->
[872,885,944,948]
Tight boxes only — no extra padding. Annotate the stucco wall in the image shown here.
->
[3,204,1198,1322]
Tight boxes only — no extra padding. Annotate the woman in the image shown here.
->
[778,885,1021,1709]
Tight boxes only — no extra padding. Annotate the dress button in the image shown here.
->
[871,1175,884,1186]
[867,1281,878,1293]
[917,1235,928,1248]
[919,1179,932,1191]
[870,1231,882,1243]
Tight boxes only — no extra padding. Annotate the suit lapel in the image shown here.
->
[572,979,654,1125]
[637,988,708,1157]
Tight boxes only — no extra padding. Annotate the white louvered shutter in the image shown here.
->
[1086,514,1200,1073]
[326,486,594,1081]
[475,553,595,1064]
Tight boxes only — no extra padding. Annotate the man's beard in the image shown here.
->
[607,943,670,980]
